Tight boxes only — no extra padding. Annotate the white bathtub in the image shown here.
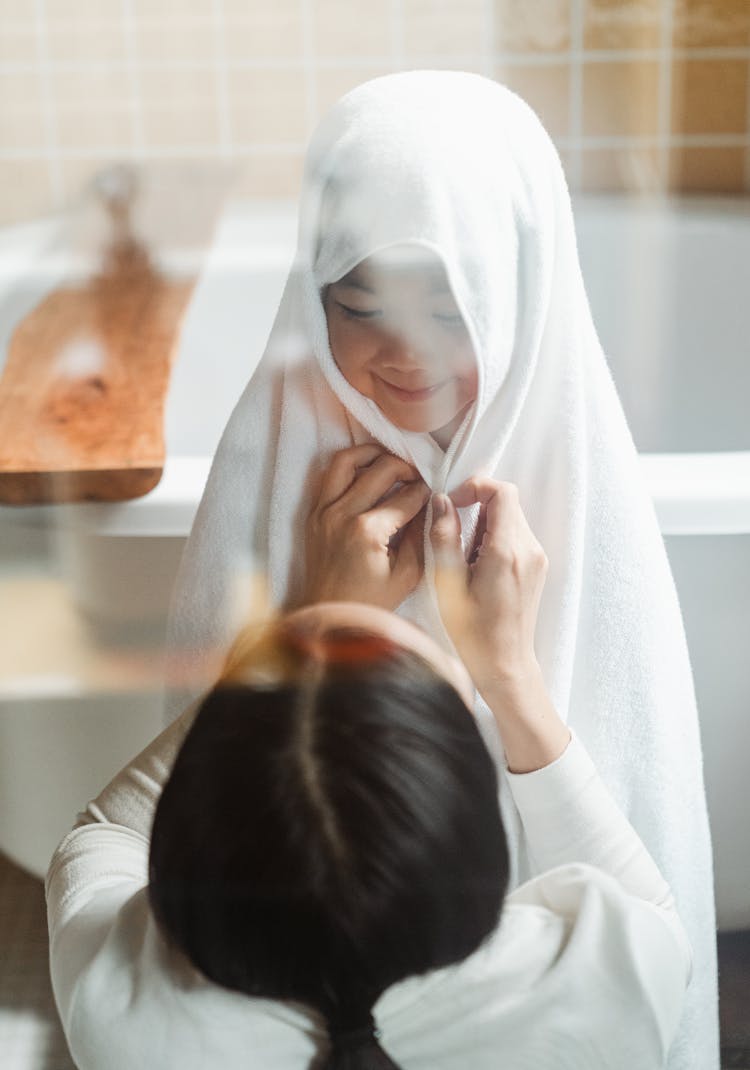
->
[1,195,749,930]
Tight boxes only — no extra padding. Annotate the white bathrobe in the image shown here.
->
[163,71,718,1069]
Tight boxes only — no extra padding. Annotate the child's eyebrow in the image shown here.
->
[428,278,452,295]
[336,272,376,294]
[335,271,454,297]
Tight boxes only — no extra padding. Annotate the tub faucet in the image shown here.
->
[90,163,151,280]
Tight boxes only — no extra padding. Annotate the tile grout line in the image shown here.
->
[120,0,144,160]
[299,0,317,138]
[2,46,750,75]
[389,0,405,71]
[658,0,675,193]
[480,0,494,79]
[0,143,308,159]
[3,8,750,64]
[569,0,584,188]
[212,0,232,159]
[32,0,62,207]
[746,40,750,190]
[2,134,749,164]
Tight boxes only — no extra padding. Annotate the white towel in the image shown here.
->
[164,71,718,1069]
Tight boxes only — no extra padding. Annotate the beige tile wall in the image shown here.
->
[0,0,749,224]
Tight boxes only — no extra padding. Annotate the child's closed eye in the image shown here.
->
[336,302,382,320]
[336,301,463,328]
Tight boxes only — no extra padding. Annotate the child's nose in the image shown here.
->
[378,326,428,370]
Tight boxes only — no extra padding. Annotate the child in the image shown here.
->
[164,71,718,1069]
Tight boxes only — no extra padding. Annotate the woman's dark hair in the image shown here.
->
[149,618,509,1069]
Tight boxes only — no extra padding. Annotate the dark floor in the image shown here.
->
[719,927,750,1068]
[0,852,75,1069]
[1,849,748,1068]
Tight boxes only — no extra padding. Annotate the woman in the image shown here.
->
[163,72,717,1066]
[47,469,690,1068]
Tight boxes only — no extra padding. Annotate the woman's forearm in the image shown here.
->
[480,661,572,774]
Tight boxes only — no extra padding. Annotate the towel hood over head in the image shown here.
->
[164,71,718,1070]
[294,70,562,489]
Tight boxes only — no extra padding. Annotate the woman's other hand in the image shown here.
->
[430,478,548,691]
[300,444,431,611]
[429,477,570,773]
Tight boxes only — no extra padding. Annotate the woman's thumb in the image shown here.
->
[430,495,469,636]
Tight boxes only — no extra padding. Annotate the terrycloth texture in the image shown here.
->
[163,71,718,1069]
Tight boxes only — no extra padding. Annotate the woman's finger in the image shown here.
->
[467,501,487,565]
[449,475,519,509]
[449,478,519,547]
[390,506,427,588]
[316,443,385,509]
[339,452,421,517]
[430,494,464,569]
[366,479,431,540]
[430,494,471,634]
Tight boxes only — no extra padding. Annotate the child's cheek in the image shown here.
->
[328,328,368,393]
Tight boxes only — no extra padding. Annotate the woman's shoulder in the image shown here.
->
[52,884,325,1070]
[375,861,688,1068]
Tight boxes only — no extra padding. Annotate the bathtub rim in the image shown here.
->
[1,450,749,539]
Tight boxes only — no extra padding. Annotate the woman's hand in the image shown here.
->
[430,478,548,690]
[299,443,431,611]
[430,477,570,773]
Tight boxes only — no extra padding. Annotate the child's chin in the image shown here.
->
[393,418,440,434]
[384,409,447,434]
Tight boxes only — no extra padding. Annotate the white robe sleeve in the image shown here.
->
[504,726,693,981]
[504,728,692,1065]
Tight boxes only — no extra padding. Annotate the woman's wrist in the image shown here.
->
[472,655,546,717]
[480,660,572,774]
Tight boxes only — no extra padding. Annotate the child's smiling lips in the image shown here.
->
[376,375,449,402]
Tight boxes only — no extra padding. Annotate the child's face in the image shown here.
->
[323,249,478,447]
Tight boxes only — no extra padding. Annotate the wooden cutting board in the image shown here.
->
[0,241,195,504]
